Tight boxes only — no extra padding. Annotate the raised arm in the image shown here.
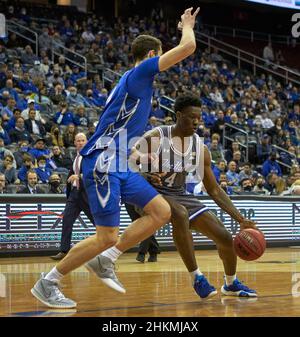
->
[202,145,257,230]
[158,7,200,72]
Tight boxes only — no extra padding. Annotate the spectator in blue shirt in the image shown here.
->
[67,86,91,107]
[53,102,77,126]
[4,108,21,132]
[226,161,240,186]
[28,138,50,160]
[150,99,166,119]
[18,154,35,182]
[0,79,19,102]
[212,159,227,183]
[262,152,282,177]
[84,89,101,107]
[35,155,52,183]
[1,97,16,125]
[18,72,38,94]
[74,106,90,127]
[69,66,86,84]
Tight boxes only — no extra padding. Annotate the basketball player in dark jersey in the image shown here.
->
[93,94,257,299]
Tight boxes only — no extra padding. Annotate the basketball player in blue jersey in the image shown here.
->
[90,94,258,299]
[31,7,200,308]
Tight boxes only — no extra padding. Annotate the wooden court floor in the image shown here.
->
[0,247,300,317]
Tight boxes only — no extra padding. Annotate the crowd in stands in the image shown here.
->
[0,3,299,196]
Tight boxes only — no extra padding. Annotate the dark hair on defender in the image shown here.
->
[174,93,202,114]
[131,35,162,61]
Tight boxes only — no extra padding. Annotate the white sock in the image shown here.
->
[44,267,64,283]
[190,268,203,284]
[101,246,123,263]
[225,274,237,286]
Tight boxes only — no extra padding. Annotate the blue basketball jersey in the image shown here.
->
[81,56,160,159]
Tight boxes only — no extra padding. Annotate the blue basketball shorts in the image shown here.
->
[81,150,159,227]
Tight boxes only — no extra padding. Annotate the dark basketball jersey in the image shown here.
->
[148,125,201,195]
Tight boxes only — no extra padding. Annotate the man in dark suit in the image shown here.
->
[24,108,46,138]
[17,170,45,194]
[50,133,95,260]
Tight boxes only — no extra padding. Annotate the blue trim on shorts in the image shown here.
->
[189,207,209,221]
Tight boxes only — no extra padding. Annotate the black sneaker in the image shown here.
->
[136,253,145,263]
[148,254,157,262]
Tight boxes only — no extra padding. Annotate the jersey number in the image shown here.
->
[164,173,177,187]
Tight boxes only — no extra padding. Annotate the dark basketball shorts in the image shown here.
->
[163,194,209,221]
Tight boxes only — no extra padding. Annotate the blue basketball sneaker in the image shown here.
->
[221,278,257,297]
[193,275,218,299]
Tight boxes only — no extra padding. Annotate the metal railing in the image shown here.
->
[102,68,122,86]
[51,40,87,75]
[159,95,175,117]
[271,144,297,170]
[223,123,249,162]
[202,24,299,46]
[196,31,300,86]
[7,19,38,55]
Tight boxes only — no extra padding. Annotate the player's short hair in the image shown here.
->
[131,35,162,61]
[174,94,202,114]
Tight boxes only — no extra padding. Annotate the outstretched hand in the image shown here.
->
[178,7,200,31]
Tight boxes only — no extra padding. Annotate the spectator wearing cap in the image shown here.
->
[18,72,38,94]
[29,60,46,82]
[256,134,272,164]
[262,152,282,177]
[9,117,32,144]
[0,116,10,145]
[21,99,45,123]
[28,138,50,163]
[53,102,77,126]
[1,97,16,124]
[69,66,86,85]
[226,161,240,187]
[67,87,91,108]
[35,155,52,183]
[24,109,46,138]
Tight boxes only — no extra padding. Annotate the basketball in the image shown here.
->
[234,228,266,261]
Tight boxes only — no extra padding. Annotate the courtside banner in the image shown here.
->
[0,195,299,253]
